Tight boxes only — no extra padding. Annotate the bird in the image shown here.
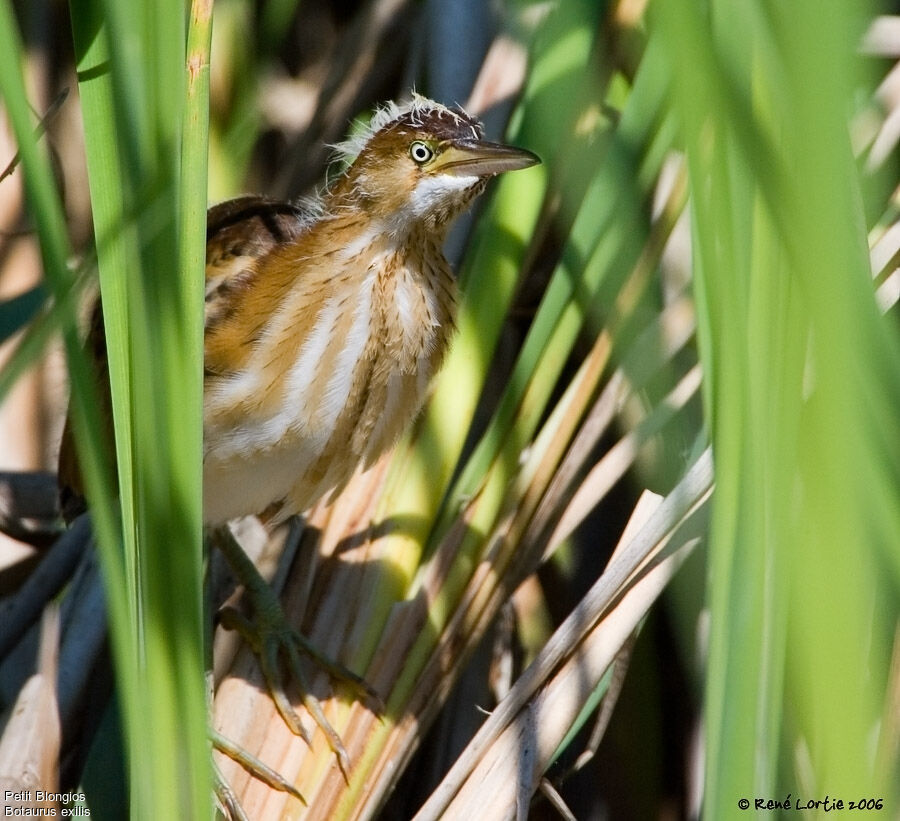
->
[200,97,538,525]
[58,94,539,783]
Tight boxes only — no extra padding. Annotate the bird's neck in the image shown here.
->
[322,183,457,245]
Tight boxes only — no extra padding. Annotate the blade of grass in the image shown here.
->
[655,0,900,814]
[69,0,211,815]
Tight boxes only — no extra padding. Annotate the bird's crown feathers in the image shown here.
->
[332,94,483,167]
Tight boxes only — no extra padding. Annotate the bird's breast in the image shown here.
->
[202,240,456,524]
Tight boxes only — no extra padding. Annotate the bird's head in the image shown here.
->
[329,96,539,234]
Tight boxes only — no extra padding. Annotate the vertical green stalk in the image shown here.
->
[663,3,793,808]
[655,0,900,815]
[69,0,211,816]
[776,0,900,802]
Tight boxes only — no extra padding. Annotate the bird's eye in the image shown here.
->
[409,141,434,164]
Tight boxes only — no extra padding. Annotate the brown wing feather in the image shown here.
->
[204,196,308,377]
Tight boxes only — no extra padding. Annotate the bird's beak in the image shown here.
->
[434,139,540,177]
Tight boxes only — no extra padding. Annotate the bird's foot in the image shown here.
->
[212,730,306,820]
[212,525,382,782]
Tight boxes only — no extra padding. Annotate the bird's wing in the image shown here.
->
[205,196,308,308]
[204,196,309,377]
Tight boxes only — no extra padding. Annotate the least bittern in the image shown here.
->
[59,95,539,794]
